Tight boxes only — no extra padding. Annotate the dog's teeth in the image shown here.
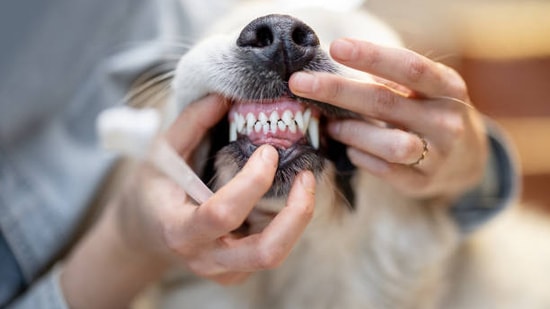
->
[246,113,255,134]
[288,120,297,134]
[235,113,245,133]
[233,109,313,139]
[303,109,311,130]
[308,117,319,149]
[295,111,305,134]
[254,121,262,133]
[269,111,279,124]
[259,112,268,125]
[277,120,286,131]
[282,110,293,126]
[229,121,237,142]
[270,121,277,133]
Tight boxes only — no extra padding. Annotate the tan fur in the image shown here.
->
[154,169,458,309]
[128,2,550,308]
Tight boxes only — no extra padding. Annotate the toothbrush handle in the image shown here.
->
[151,139,214,204]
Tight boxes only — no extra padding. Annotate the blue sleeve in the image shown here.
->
[6,266,69,309]
[449,119,520,234]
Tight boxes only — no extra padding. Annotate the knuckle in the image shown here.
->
[443,65,468,97]
[358,41,381,68]
[256,245,285,270]
[405,54,428,83]
[388,132,420,163]
[323,77,345,102]
[204,204,243,232]
[371,87,398,118]
[301,201,315,221]
[162,223,190,255]
[438,113,466,140]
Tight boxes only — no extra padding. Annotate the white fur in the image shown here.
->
[133,2,550,309]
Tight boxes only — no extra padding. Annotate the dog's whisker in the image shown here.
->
[126,70,175,108]
[118,37,199,52]
[131,83,173,109]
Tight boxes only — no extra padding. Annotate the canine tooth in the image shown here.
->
[277,120,286,131]
[308,117,319,149]
[303,109,312,130]
[295,111,305,134]
[254,121,262,133]
[259,112,268,125]
[236,114,245,133]
[229,121,237,142]
[282,110,293,126]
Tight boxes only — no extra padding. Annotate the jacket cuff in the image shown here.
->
[8,264,69,309]
[450,119,520,234]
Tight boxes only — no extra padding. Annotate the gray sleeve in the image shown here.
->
[7,265,69,309]
[449,119,519,234]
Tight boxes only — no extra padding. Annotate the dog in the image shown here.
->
[129,1,550,308]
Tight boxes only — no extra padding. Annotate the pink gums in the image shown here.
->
[229,98,320,149]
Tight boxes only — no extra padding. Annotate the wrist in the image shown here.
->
[60,203,169,309]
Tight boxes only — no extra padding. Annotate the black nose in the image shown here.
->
[237,14,320,81]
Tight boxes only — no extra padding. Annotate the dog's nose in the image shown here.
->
[237,14,320,81]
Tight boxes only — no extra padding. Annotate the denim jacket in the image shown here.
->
[0,0,518,307]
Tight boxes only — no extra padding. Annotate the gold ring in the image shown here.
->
[409,135,428,167]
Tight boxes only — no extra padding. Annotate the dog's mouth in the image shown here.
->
[229,97,320,152]
[212,96,326,198]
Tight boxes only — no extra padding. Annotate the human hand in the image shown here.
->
[61,95,315,308]
[115,95,316,285]
[289,38,488,200]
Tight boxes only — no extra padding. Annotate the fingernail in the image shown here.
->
[289,72,315,94]
[331,39,356,61]
[260,145,278,167]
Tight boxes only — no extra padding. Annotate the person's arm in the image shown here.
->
[60,204,168,309]
[449,119,519,233]
[58,96,316,309]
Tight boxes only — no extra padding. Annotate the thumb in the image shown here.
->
[165,95,229,159]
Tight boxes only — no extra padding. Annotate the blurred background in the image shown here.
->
[365,0,550,212]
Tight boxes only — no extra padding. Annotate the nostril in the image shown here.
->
[237,24,273,48]
[291,25,319,47]
[255,26,274,47]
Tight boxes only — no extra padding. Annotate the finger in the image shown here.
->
[166,94,229,159]
[329,38,467,98]
[192,145,279,239]
[290,71,423,128]
[346,148,434,198]
[290,72,467,147]
[208,272,251,286]
[328,119,427,165]
[212,171,316,271]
